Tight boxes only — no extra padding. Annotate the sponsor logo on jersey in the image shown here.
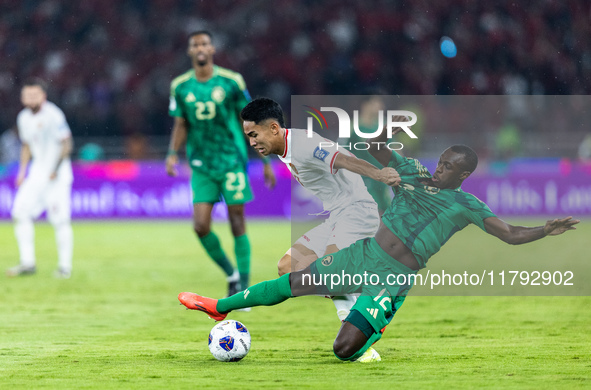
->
[211,86,226,103]
[191,159,203,167]
[185,92,196,103]
[313,146,330,162]
[321,255,333,266]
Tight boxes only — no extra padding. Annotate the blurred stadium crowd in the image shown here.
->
[0,0,590,159]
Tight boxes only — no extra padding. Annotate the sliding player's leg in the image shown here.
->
[325,202,380,321]
[315,236,415,362]
[178,265,329,320]
[178,236,370,319]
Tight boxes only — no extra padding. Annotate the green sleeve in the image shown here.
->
[386,150,406,169]
[169,84,184,118]
[465,194,497,232]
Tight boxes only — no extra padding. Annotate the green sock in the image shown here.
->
[199,232,234,277]
[234,234,251,289]
[217,274,292,313]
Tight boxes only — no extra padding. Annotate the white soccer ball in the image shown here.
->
[208,320,251,362]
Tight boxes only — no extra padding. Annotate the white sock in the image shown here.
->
[54,223,73,272]
[226,269,239,282]
[332,295,358,321]
[14,218,35,267]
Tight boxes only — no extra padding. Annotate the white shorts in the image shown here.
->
[296,201,380,257]
[12,175,72,224]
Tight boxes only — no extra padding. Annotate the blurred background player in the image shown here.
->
[165,31,275,295]
[242,97,400,330]
[8,78,74,278]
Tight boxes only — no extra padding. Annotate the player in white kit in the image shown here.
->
[241,98,400,318]
[7,78,74,278]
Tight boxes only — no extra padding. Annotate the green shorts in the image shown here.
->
[191,166,254,205]
[310,237,417,333]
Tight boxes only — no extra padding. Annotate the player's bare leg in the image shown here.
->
[193,203,238,295]
[277,243,318,276]
[193,203,214,238]
[227,204,250,291]
[333,320,380,362]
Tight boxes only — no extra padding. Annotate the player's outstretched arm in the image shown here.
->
[333,153,401,186]
[165,117,188,177]
[263,162,276,189]
[483,216,579,245]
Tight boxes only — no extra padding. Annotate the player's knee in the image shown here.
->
[333,337,358,360]
[277,255,291,276]
[193,220,210,237]
[228,214,246,236]
[48,212,69,227]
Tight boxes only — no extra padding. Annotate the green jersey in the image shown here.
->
[341,122,393,211]
[169,66,251,176]
[382,151,496,268]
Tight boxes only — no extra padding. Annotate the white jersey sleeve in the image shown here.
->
[16,111,29,144]
[51,107,72,141]
[302,132,343,175]
[281,129,375,213]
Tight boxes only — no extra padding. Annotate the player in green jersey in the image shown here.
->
[166,31,275,296]
[178,123,579,362]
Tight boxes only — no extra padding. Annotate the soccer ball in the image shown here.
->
[208,320,251,362]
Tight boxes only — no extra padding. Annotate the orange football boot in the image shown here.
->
[178,292,227,321]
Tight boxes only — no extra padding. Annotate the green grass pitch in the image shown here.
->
[0,220,589,389]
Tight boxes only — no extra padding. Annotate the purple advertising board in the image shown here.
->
[0,160,292,220]
[460,159,591,216]
[1,158,590,220]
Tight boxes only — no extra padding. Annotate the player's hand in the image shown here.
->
[49,172,57,180]
[15,171,26,188]
[377,167,401,186]
[166,154,178,177]
[543,216,580,236]
[263,163,276,190]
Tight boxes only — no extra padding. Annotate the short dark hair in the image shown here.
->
[188,30,212,42]
[241,97,286,128]
[22,77,47,92]
[450,144,478,173]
